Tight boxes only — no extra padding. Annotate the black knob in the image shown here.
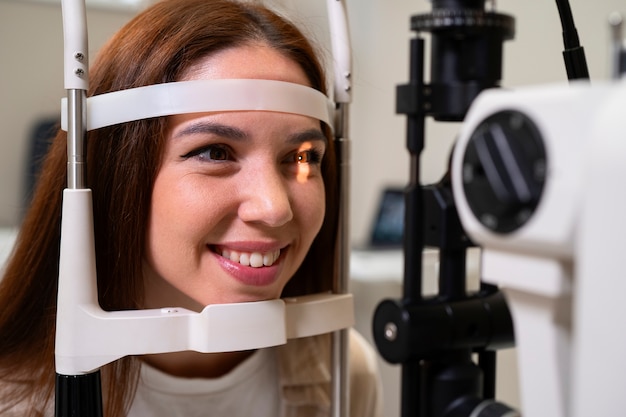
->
[461,110,547,234]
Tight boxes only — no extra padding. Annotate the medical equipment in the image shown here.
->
[55,1,353,416]
[451,14,626,417]
[372,1,517,416]
[452,74,626,417]
[370,0,620,416]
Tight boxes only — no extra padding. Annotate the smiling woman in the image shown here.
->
[0,0,381,416]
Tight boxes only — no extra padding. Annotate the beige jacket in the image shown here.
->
[277,330,383,417]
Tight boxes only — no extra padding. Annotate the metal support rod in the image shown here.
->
[609,12,625,80]
[402,37,426,305]
[401,35,426,417]
[439,249,467,301]
[478,350,497,399]
[66,89,87,189]
[327,0,352,412]
[332,102,351,417]
[332,327,350,417]
[58,0,94,414]
[55,372,103,417]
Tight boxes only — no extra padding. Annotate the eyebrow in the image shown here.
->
[174,121,247,141]
[287,128,328,146]
[174,121,328,145]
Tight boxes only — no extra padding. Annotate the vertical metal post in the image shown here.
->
[332,102,351,417]
[609,13,625,80]
[66,89,87,190]
[326,0,353,415]
[401,35,426,417]
[57,1,102,417]
[55,372,103,417]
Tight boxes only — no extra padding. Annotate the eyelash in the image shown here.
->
[181,144,232,162]
[290,148,324,165]
[181,145,324,165]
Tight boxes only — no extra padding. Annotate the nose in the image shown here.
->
[238,166,294,227]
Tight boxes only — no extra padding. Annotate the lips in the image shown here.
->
[211,244,285,287]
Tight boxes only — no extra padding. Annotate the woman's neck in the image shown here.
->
[140,349,255,378]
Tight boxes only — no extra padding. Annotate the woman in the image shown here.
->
[0,0,381,416]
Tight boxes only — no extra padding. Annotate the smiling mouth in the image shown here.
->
[215,247,281,268]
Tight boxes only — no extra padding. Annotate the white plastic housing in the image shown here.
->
[452,79,626,417]
[61,0,88,90]
[61,79,333,132]
[326,0,352,104]
[572,79,626,417]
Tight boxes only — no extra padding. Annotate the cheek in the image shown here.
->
[146,168,239,253]
[149,175,194,238]
[145,173,213,266]
[145,174,185,270]
[295,179,326,240]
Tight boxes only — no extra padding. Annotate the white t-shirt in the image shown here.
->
[128,348,280,417]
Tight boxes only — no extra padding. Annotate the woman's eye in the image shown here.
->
[290,149,323,165]
[182,144,232,162]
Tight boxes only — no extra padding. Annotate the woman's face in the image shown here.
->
[143,44,327,311]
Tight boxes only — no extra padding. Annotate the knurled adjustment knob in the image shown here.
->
[411,9,515,38]
[461,110,547,234]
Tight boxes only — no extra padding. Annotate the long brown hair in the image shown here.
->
[0,0,338,414]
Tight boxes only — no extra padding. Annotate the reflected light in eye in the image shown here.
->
[296,142,312,184]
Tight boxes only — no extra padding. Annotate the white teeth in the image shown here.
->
[220,248,281,268]
[250,253,263,268]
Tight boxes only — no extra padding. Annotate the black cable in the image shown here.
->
[555,0,579,48]
[554,0,590,80]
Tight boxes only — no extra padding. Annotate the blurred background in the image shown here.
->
[1,0,624,415]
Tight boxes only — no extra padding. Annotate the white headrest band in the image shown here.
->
[61,79,333,131]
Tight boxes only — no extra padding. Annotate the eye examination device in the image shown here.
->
[452,72,626,417]
[373,0,626,416]
[55,1,353,416]
[451,14,626,416]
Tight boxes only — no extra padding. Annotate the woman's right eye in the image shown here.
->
[181,144,232,162]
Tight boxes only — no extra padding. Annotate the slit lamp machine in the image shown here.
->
[372,1,626,417]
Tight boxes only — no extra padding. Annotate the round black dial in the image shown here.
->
[461,110,547,234]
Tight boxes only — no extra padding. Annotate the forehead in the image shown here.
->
[181,43,311,87]
[169,111,327,147]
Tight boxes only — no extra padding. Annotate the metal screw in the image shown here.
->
[481,213,498,229]
[74,68,85,77]
[74,52,85,62]
[384,322,398,341]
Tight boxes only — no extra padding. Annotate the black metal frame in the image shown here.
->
[373,2,517,416]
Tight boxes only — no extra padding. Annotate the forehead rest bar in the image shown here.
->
[61,78,333,131]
